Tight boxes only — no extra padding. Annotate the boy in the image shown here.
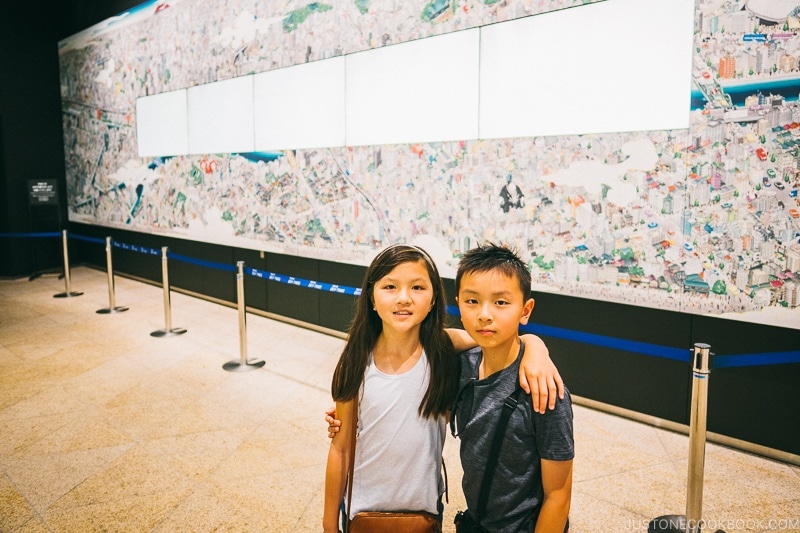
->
[452,243,573,533]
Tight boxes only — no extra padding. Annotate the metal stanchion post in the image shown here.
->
[96,236,128,314]
[151,247,186,337]
[53,230,83,298]
[223,261,265,372]
[648,343,721,533]
[686,343,712,533]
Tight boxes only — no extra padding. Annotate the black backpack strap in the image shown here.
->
[475,385,526,521]
[450,378,476,437]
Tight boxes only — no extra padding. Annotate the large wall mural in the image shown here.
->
[59,0,800,329]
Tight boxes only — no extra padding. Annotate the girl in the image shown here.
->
[322,244,560,533]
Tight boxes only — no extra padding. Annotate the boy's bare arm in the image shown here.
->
[534,459,573,533]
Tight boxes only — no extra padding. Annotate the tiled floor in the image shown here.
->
[1,267,798,532]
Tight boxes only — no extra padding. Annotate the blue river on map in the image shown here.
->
[691,78,800,110]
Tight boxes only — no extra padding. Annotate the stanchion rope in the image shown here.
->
[0,231,61,238]
[166,251,238,273]
[245,266,362,296]
[112,241,160,256]
[713,350,800,368]
[68,233,106,245]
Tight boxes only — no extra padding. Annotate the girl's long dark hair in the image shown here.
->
[331,244,457,418]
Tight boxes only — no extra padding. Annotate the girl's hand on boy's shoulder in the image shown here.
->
[519,334,565,414]
[325,405,340,438]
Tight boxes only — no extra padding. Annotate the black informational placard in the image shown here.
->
[28,179,58,205]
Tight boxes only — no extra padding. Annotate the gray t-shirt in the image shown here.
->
[452,344,574,532]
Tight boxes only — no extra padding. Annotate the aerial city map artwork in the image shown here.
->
[59,0,800,329]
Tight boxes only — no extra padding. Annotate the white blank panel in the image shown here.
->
[480,0,695,139]
[136,90,189,157]
[188,76,255,154]
[254,57,346,151]
[346,29,480,146]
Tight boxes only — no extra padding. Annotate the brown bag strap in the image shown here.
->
[345,393,358,528]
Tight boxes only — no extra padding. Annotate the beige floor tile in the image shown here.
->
[0,315,65,346]
[101,373,202,410]
[4,335,72,362]
[205,463,326,532]
[654,425,693,461]
[0,380,43,412]
[5,444,132,512]
[45,489,189,533]
[103,393,258,442]
[570,489,653,532]
[699,466,800,527]
[148,482,244,532]
[0,296,42,322]
[574,405,676,460]
[22,344,115,380]
[0,411,79,466]
[574,461,687,520]
[0,384,88,422]
[703,444,800,501]
[19,406,135,456]
[52,443,194,508]
[14,516,52,533]
[0,472,38,531]
[757,499,800,533]
[295,489,328,533]
[0,344,22,365]
[205,372,307,424]
[157,350,238,393]
[153,427,256,480]
[573,431,672,484]
[60,355,155,406]
[130,339,209,370]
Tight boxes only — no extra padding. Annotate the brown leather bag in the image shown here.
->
[348,510,442,533]
[345,395,442,533]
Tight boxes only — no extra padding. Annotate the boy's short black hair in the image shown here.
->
[456,243,532,299]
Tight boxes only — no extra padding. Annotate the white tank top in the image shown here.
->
[348,351,445,517]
